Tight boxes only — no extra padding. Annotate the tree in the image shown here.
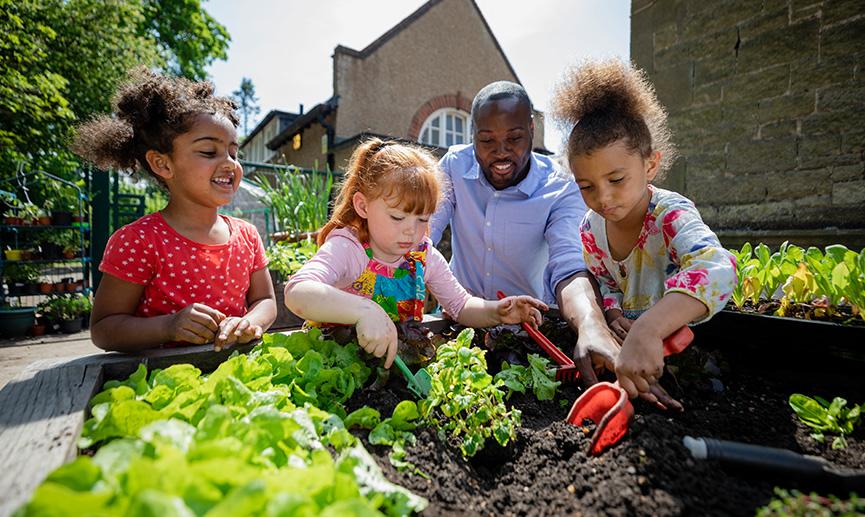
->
[0,0,231,179]
[233,77,261,137]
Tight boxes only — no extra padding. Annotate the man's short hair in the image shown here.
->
[471,81,533,123]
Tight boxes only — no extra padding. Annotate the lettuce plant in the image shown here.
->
[419,328,521,457]
[789,393,862,449]
[494,354,560,401]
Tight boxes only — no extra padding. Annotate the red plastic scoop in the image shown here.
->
[568,327,695,455]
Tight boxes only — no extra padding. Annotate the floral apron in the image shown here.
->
[309,241,427,327]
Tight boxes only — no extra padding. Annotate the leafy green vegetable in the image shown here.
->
[494,354,560,401]
[420,329,521,457]
[789,393,862,449]
[20,330,426,516]
[369,401,425,475]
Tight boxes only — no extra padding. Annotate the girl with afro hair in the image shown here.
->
[552,59,736,407]
[73,67,276,351]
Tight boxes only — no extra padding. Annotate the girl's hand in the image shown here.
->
[355,301,398,368]
[573,324,620,385]
[496,295,548,328]
[614,324,665,402]
[605,309,633,344]
[214,316,263,351]
[168,303,226,344]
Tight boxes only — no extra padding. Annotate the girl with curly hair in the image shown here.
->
[284,139,546,367]
[551,59,736,406]
[73,67,276,351]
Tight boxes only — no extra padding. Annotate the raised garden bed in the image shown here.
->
[2,313,862,516]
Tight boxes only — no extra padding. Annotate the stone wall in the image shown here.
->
[631,0,865,247]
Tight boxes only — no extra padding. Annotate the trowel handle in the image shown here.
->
[392,355,415,381]
[662,326,694,356]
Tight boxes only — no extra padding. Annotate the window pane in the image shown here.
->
[446,115,453,131]
[455,116,463,133]
[446,133,453,147]
[455,133,464,145]
[431,128,439,143]
[431,117,440,129]
[421,128,429,144]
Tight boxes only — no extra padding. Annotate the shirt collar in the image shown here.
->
[464,148,544,197]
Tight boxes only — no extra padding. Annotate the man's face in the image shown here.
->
[472,97,534,190]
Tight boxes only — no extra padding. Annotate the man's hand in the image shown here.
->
[605,309,633,344]
[355,301,398,368]
[167,303,225,344]
[496,295,548,328]
[573,321,620,385]
[214,316,263,351]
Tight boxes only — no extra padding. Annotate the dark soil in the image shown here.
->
[346,322,865,516]
[732,300,865,327]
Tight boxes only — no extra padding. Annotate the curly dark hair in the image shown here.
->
[551,59,676,179]
[71,66,239,184]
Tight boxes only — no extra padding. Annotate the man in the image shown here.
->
[430,81,674,407]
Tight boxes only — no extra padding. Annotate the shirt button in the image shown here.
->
[494,192,500,198]
[486,272,491,276]
[485,221,491,227]
[487,247,492,251]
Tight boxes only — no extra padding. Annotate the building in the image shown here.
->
[240,0,548,174]
[631,0,865,248]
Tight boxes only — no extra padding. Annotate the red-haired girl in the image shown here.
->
[284,139,547,367]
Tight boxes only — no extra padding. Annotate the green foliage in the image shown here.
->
[266,239,318,283]
[729,242,865,321]
[789,394,862,449]
[38,293,91,321]
[1,0,229,178]
[18,330,427,516]
[494,354,561,401]
[254,169,334,237]
[419,329,521,457]
[233,77,260,137]
[3,262,42,283]
[369,401,426,475]
[118,179,169,215]
[757,488,864,516]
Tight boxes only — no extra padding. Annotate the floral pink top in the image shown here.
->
[579,186,736,323]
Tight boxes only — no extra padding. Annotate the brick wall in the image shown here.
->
[631,0,865,247]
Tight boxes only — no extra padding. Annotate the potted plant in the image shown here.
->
[3,207,22,226]
[4,263,39,296]
[4,248,23,261]
[0,302,36,338]
[17,202,41,225]
[39,294,91,334]
[36,207,51,225]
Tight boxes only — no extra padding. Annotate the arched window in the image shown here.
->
[419,109,471,148]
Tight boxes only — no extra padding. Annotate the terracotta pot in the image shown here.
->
[21,250,35,260]
[4,216,21,225]
[63,250,76,259]
[30,324,46,337]
[37,216,52,225]
[52,282,65,292]
[39,282,53,294]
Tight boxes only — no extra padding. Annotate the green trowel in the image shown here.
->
[393,356,432,398]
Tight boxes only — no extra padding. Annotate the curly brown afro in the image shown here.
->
[551,59,676,179]
[71,66,238,184]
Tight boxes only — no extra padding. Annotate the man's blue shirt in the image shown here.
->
[430,144,587,304]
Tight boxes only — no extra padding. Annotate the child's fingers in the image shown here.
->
[529,308,542,328]
[234,318,251,336]
[618,376,639,399]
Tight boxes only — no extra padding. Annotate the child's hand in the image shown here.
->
[614,326,665,402]
[605,309,632,344]
[640,382,683,412]
[168,303,225,344]
[214,316,263,351]
[356,302,398,368]
[496,295,548,328]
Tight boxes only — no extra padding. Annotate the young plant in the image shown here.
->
[419,328,521,457]
[789,393,862,449]
[254,167,334,237]
[266,239,318,283]
[494,353,560,401]
[366,401,426,475]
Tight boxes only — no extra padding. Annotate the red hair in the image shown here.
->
[318,138,442,245]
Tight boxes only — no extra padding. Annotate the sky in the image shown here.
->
[205,0,631,153]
